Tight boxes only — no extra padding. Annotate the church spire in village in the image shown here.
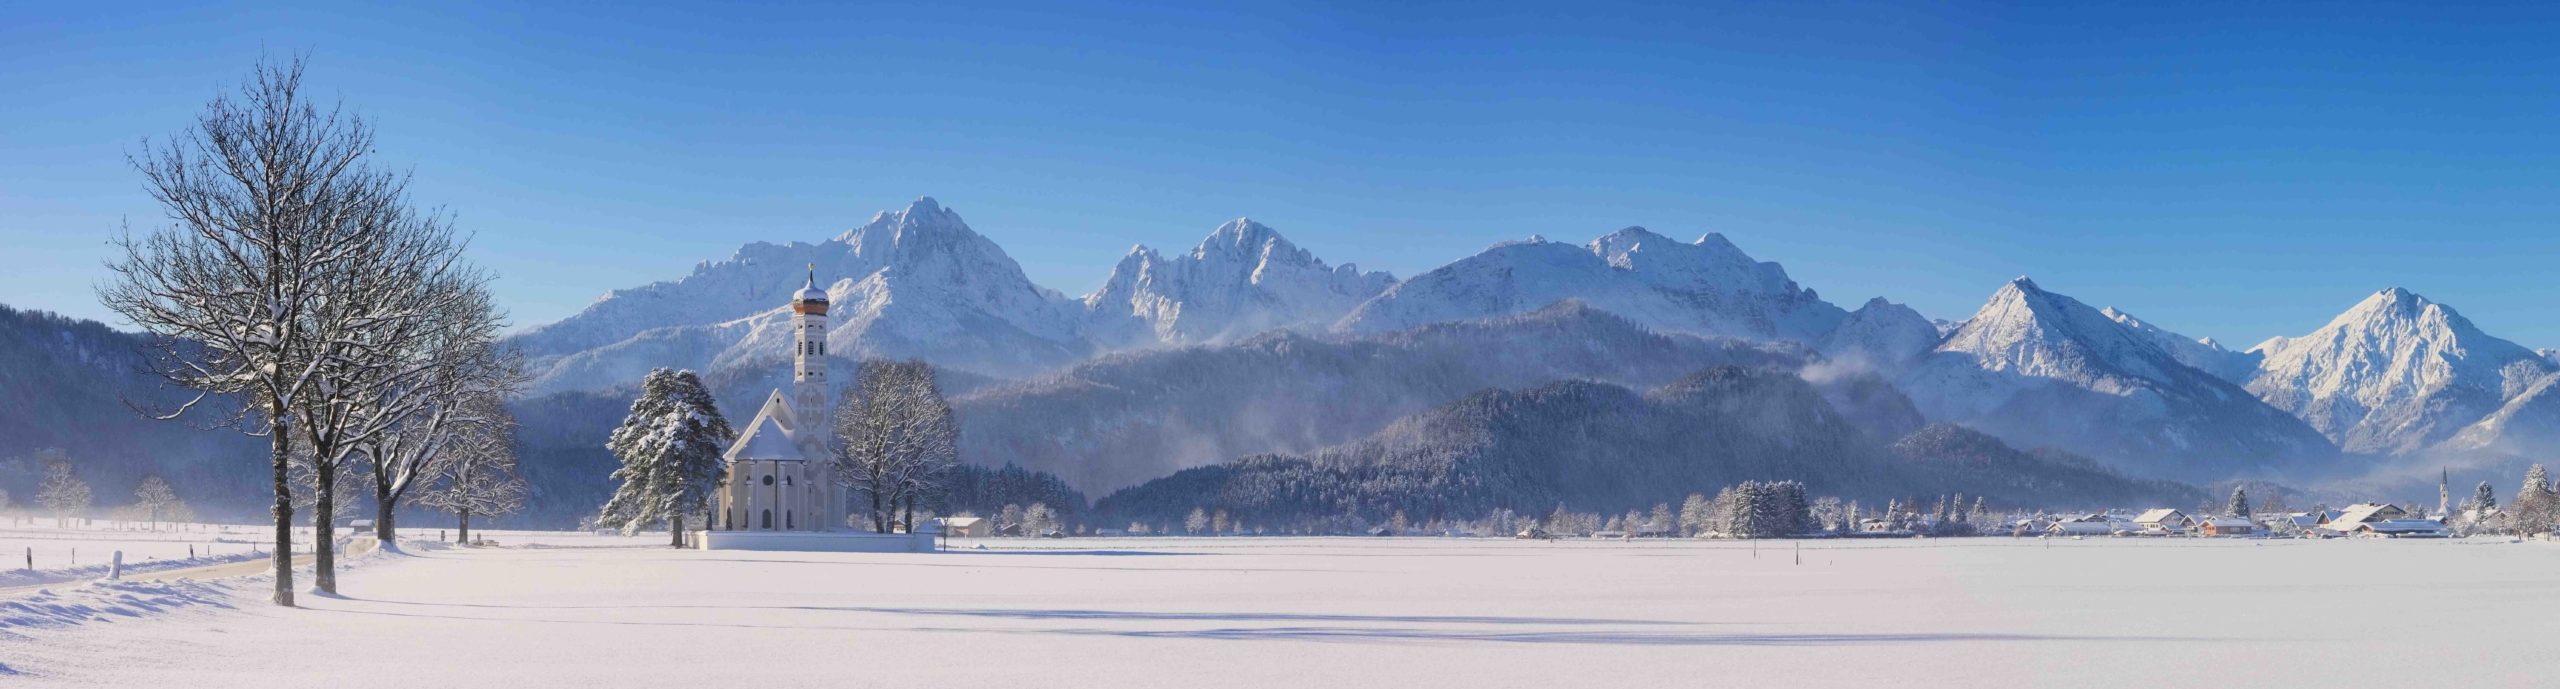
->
[2439,467,2451,518]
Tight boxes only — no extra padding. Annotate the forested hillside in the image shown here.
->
[1098,367,2199,529]
[0,304,266,520]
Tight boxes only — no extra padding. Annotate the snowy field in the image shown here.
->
[4,533,2557,687]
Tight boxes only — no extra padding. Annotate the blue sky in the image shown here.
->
[5,1,2556,347]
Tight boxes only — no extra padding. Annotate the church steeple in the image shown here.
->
[791,265,830,417]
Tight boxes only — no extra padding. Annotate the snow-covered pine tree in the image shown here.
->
[1185,507,1208,535]
[2228,486,2251,518]
[2473,481,2496,511]
[2512,464,2556,538]
[596,368,735,546]
[1768,481,1809,536]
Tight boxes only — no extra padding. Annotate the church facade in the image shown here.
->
[712,269,848,532]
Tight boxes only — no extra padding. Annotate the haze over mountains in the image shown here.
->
[8,196,2553,524]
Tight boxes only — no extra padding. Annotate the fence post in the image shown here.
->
[110,551,124,580]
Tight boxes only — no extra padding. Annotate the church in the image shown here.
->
[711,268,849,532]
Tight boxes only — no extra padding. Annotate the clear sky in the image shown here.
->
[5,1,2556,348]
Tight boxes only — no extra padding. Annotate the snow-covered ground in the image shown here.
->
[3,534,2555,687]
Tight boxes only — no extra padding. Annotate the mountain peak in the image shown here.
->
[840,196,976,245]
[1695,231,1744,254]
[1589,226,1674,264]
[1083,217,1391,346]
[2248,286,2546,453]
[1197,217,1298,260]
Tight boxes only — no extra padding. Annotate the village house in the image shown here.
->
[2044,514,2124,536]
[940,516,995,538]
[2195,516,2255,537]
[2318,503,2411,537]
[2133,508,2192,535]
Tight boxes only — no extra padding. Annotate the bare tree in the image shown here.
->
[98,58,465,606]
[290,448,368,524]
[37,455,95,528]
[418,403,526,546]
[833,360,958,533]
[133,475,183,529]
[1023,502,1058,538]
[360,338,522,544]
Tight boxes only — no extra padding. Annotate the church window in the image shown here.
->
[762,474,774,486]
[761,510,773,529]
[786,511,795,529]
[784,475,794,487]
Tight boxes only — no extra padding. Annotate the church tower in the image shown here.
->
[792,265,830,417]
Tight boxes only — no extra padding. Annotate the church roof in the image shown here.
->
[724,390,814,463]
[725,414,807,462]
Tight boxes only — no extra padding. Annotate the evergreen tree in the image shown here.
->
[596,369,735,545]
[2512,464,2557,537]
[2228,486,2251,518]
[2473,481,2496,511]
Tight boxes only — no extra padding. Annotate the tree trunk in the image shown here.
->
[314,459,337,594]
[376,477,398,542]
[457,509,471,546]
[871,489,885,533]
[269,413,296,607]
[902,495,915,534]
[671,514,686,548]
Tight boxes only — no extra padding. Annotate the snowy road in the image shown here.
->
[3,536,2555,687]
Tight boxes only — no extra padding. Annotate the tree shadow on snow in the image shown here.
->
[329,598,1678,626]
[1044,627,2203,646]
[299,603,2203,648]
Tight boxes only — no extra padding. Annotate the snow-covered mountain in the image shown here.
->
[2440,371,2560,456]
[1898,277,2334,478]
[513,198,1087,392]
[1082,218,1394,349]
[2103,307,2261,383]
[2244,288,2555,455]
[1817,297,1943,371]
[1336,229,1850,342]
